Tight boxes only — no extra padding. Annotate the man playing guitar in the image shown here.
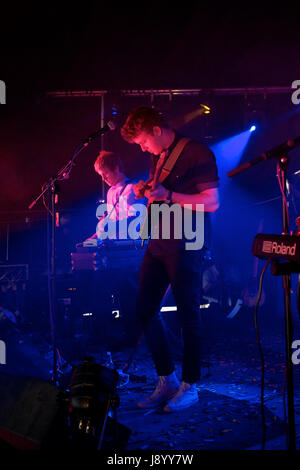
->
[121,106,219,412]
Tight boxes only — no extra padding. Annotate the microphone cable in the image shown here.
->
[253,258,271,450]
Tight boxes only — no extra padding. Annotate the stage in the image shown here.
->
[1,295,299,451]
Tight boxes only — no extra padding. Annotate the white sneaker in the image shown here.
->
[137,372,180,409]
[163,381,198,412]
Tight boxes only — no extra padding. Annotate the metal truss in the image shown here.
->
[0,264,29,288]
[47,87,292,99]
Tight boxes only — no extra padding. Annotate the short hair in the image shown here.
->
[121,106,166,143]
[94,150,124,174]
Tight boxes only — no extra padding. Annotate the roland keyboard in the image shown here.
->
[252,233,300,262]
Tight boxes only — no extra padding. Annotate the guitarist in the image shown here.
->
[121,106,220,412]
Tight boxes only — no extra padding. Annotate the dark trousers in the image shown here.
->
[136,244,204,384]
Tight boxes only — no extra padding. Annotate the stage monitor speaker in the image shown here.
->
[0,372,62,450]
[0,372,131,450]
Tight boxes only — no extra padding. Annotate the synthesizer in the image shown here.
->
[252,233,300,262]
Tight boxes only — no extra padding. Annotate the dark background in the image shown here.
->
[1,4,300,92]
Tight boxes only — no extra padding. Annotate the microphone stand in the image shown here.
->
[227,138,300,450]
[28,130,108,385]
[277,155,296,450]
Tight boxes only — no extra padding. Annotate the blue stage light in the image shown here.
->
[250,125,256,132]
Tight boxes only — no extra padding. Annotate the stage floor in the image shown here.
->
[111,315,300,451]
[1,305,300,451]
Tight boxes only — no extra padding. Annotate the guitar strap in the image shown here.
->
[139,137,190,242]
[158,137,190,184]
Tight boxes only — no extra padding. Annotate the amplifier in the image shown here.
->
[71,252,103,271]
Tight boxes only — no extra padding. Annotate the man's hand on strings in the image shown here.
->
[133,178,152,198]
[145,183,169,203]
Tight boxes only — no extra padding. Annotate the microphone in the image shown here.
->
[83,121,116,145]
[228,136,300,178]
